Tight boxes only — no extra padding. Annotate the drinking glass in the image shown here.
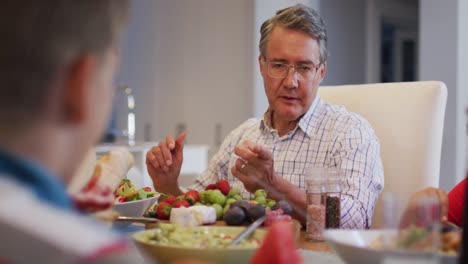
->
[380,192,441,264]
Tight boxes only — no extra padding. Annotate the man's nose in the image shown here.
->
[283,66,299,89]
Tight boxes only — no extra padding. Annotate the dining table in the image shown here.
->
[296,232,345,264]
[116,221,346,264]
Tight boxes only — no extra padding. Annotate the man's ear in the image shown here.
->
[62,55,97,125]
[317,63,327,83]
[258,55,265,75]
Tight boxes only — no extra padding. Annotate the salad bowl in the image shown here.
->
[133,224,266,264]
[112,178,159,217]
[112,196,159,217]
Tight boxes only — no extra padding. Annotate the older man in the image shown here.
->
[147,4,384,229]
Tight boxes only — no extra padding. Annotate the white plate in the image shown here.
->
[323,229,458,264]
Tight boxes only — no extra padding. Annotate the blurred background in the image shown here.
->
[106,0,467,192]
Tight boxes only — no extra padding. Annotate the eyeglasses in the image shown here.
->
[263,60,321,80]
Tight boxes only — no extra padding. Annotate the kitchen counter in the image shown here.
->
[95,142,209,188]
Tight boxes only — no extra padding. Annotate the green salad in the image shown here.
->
[143,223,261,249]
[114,179,156,203]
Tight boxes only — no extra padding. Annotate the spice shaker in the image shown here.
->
[326,168,341,229]
[305,167,327,241]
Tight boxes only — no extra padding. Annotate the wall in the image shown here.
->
[458,0,468,178]
[116,0,161,142]
[419,0,468,190]
[364,0,419,83]
[319,0,366,86]
[117,0,255,155]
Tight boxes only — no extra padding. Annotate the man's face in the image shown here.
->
[259,26,326,123]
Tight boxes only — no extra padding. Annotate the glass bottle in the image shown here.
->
[305,167,327,241]
[326,169,341,229]
[113,83,136,145]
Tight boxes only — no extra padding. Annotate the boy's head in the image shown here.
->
[0,0,128,180]
[0,0,127,132]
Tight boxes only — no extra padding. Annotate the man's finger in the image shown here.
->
[175,132,186,149]
[166,135,176,150]
[159,142,173,167]
[234,144,257,161]
[231,165,248,182]
[235,158,249,173]
[252,145,272,160]
[153,147,169,172]
[174,132,186,161]
[241,140,255,148]
[147,148,161,169]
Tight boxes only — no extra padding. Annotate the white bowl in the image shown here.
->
[112,196,158,217]
[323,229,457,264]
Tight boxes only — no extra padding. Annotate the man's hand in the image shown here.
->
[146,133,185,195]
[230,140,276,193]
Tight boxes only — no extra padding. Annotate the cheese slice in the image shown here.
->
[170,206,216,226]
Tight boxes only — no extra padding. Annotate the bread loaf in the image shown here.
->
[69,147,134,212]
[68,149,98,194]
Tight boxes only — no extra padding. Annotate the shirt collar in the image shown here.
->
[0,148,74,211]
[298,94,322,137]
[260,94,322,138]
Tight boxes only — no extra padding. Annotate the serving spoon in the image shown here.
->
[228,215,267,247]
[114,216,158,224]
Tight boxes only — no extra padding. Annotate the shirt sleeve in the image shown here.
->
[0,178,147,263]
[447,177,467,227]
[332,125,384,229]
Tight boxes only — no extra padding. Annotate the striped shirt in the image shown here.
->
[189,95,384,229]
[0,150,146,263]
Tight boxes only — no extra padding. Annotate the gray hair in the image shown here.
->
[259,4,328,64]
[0,0,128,128]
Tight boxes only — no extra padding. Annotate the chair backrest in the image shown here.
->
[319,81,447,228]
